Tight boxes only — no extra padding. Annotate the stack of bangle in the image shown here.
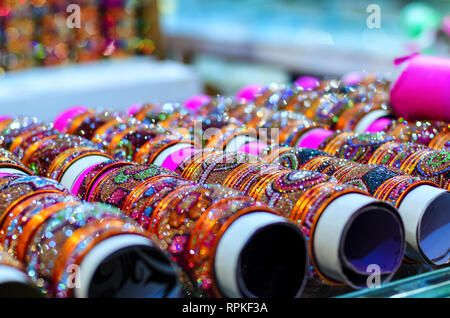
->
[0,126,310,298]
[0,171,179,298]
[0,251,42,297]
[314,131,450,190]
[262,146,450,266]
[69,158,308,298]
[172,149,405,287]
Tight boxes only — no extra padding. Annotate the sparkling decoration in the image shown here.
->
[0,0,159,71]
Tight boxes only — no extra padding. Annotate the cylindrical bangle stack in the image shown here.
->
[0,144,182,298]
[119,100,450,191]
[50,109,408,289]
[260,146,450,266]
[0,117,310,298]
[53,106,449,270]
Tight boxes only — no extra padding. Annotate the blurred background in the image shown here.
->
[0,0,449,119]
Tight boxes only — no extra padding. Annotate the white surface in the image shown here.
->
[398,184,447,263]
[152,142,194,166]
[224,134,258,153]
[214,212,288,297]
[60,155,111,191]
[0,168,28,175]
[76,234,153,298]
[354,109,391,133]
[313,193,377,285]
[0,57,202,121]
[0,265,29,285]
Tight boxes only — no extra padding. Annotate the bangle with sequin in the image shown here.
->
[87,164,177,209]
[428,131,450,151]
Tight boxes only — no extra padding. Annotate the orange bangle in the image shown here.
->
[0,191,67,246]
[53,218,146,297]
[47,147,96,179]
[428,132,450,150]
[22,135,58,166]
[17,201,80,261]
[399,150,430,175]
[66,110,95,134]
[91,119,120,143]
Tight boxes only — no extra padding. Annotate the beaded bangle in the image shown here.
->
[66,109,95,135]
[188,196,275,297]
[88,164,177,209]
[47,147,111,181]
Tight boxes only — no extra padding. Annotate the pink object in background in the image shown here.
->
[237,141,268,156]
[54,106,88,132]
[442,15,450,37]
[294,76,320,91]
[390,54,450,122]
[342,72,363,86]
[184,94,211,112]
[365,117,393,133]
[127,103,143,116]
[161,147,197,171]
[0,116,11,122]
[235,84,264,102]
[297,129,334,149]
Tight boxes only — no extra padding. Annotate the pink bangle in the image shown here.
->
[297,129,334,149]
[0,116,11,123]
[71,163,101,195]
[235,84,264,102]
[294,76,320,91]
[365,117,392,133]
[184,95,211,112]
[54,106,88,132]
[127,103,143,116]
[161,147,197,171]
[237,141,267,156]
[390,54,450,121]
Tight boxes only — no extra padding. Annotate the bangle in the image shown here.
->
[88,164,177,209]
[0,176,69,214]
[16,200,81,262]
[336,132,393,164]
[47,147,111,181]
[303,184,367,285]
[188,196,275,297]
[122,175,189,229]
[82,161,134,200]
[414,150,450,190]
[399,149,431,175]
[53,217,145,297]
[107,125,168,161]
[428,132,450,150]
[0,193,73,256]
[66,109,95,135]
